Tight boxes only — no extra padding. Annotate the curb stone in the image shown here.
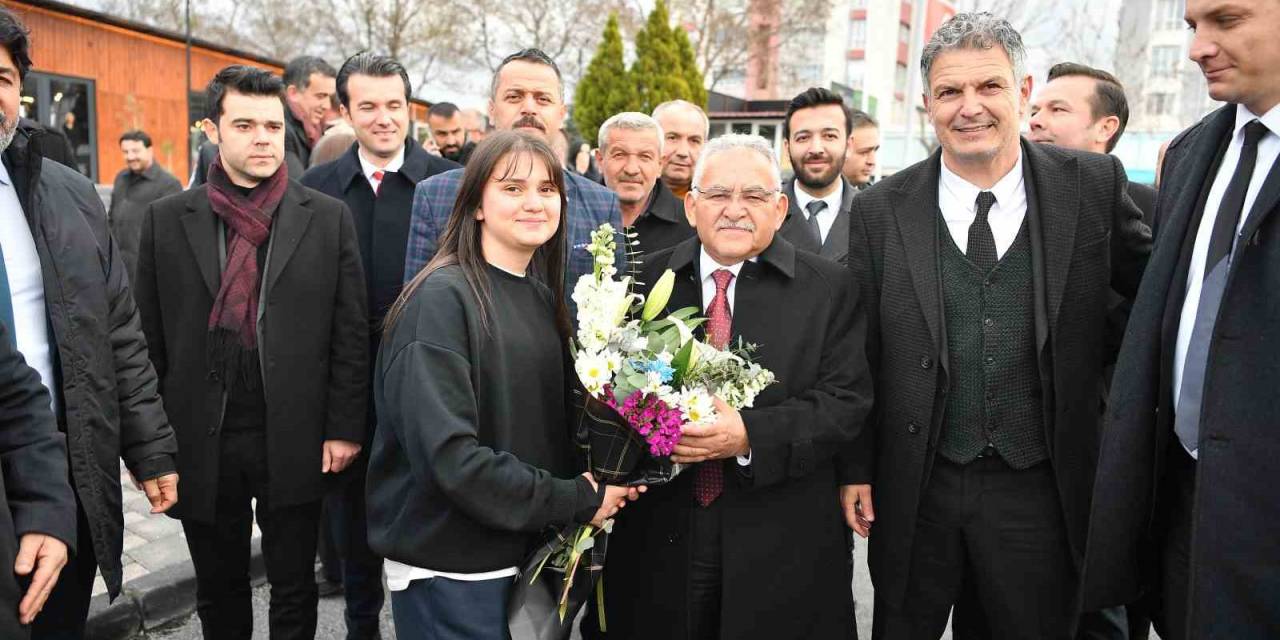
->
[86,538,265,639]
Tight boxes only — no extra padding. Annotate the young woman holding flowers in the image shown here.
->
[368,131,634,638]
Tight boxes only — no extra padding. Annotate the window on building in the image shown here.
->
[1150,45,1181,79]
[731,122,753,135]
[849,19,867,49]
[1148,92,1175,116]
[1155,0,1184,30]
[21,71,97,181]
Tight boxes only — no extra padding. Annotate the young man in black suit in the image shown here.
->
[301,52,457,640]
[779,87,859,266]
[134,65,368,640]
[841,13,1150,639]
[1084,1,1280,638]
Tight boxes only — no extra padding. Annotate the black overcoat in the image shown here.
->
[1083,105,1280,638]
[133,181,369,523]
[842,139,1151,612]
[596,236,873,640]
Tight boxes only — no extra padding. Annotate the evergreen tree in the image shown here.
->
[573,13,637,148]
[630,0,693,112]
[673,25,707,108]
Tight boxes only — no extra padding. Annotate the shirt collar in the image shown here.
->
[698,246,754,282]
[358,145,406,183]
[792,178,844,216]
[1234,102,1280,141]
[939,149,1024,213]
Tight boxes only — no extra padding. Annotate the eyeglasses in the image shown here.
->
[692,186,779,208]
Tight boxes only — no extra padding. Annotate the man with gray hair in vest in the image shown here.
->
[839,12,1150,638]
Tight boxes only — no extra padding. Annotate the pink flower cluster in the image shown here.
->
[603,387,685,456]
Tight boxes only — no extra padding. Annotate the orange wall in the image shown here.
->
[5,0,282,184]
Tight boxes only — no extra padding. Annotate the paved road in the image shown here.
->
[140,540,905,639]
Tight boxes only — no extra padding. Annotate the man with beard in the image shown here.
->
[779,87,858,265]
[0,9,180,639]
[302,52,457,640]
[283,56,337,177]
[595,112,694,259]
[403,48,623,306]
[426,101,475,165]
[652,99,707,199]
[843,110,880,190]
[108,129,182,283]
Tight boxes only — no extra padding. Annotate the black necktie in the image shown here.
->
[1175,119,1270,454]
[805,200,827,247]
[967,191,998,272]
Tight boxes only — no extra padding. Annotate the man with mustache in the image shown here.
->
[595,134,872,639]
[403,48,623,304]
[780,87,858,266]
[425,101,475,165]
[841,13,1150,638]
[595,112,694,259]
[108,130,182,284]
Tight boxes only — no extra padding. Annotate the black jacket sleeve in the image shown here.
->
[0,324,77,552]
[1109,155,1154,300]
[381,286,600,532]
[323,204,369,443]
[741,267,874,489]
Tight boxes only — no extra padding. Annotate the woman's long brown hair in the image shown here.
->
[384,130,572,342]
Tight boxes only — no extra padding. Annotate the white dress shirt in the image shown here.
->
[938,151,1028,258]
[699,247,753,466]
[1173,103,1280,458]
[0,161,55,410]
[792,178,844,245]
[358,145,405,193]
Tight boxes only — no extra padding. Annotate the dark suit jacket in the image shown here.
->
[779,176,857,265]
[1084,105,1280,638]
[597,236,873,640]
[0,324,76,639]
[845,139,1151,611]
[1127,181,1157,230]
[631,179,695,263]
[134,182,369,523]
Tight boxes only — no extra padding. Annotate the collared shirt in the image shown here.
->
[359,145,406,193]
[0,161,55,408]
[938,151,1028,258]
[1174,103,1280,450]
[792,178,844,245]
[698,246,753,466]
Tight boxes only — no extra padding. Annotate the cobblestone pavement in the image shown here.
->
[91,462,262,598]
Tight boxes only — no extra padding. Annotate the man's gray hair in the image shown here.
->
[920,12,1027,90]
[651,99,710,139]
[597,112,664,153]
[691,134,780,191]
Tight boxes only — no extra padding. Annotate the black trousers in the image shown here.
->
[688,497,723,640]
[31,502,97,640]
[873,456,1076,640]
[1152,446,1196,640]
[324,456,384,639]
[389,574,513,640]
[183,430,322,640]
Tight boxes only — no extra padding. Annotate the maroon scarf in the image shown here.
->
[205,156,288,387]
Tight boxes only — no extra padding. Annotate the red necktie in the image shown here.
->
[371,170,385,196]
[694,269,734,507]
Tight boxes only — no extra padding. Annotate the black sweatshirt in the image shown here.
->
[367,263,600,572]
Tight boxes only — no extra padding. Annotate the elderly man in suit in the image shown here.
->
[1083,1,1280,638]
[594,134,873,639]
[780,87,859,266]
[134,65,368,640]
[403,48,623,300]
[840,12,1150,639]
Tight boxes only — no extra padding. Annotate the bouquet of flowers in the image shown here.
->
[509,224,776,634]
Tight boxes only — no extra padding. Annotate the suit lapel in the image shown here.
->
[264,182,314,298]
[781,180,821,254]
[895,154,945,351]
[181,191,220,298]
[1237,152,1280,245]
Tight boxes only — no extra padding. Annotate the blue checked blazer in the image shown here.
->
[404,168,625,306]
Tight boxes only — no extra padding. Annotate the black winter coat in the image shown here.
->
[1,127,177,599]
